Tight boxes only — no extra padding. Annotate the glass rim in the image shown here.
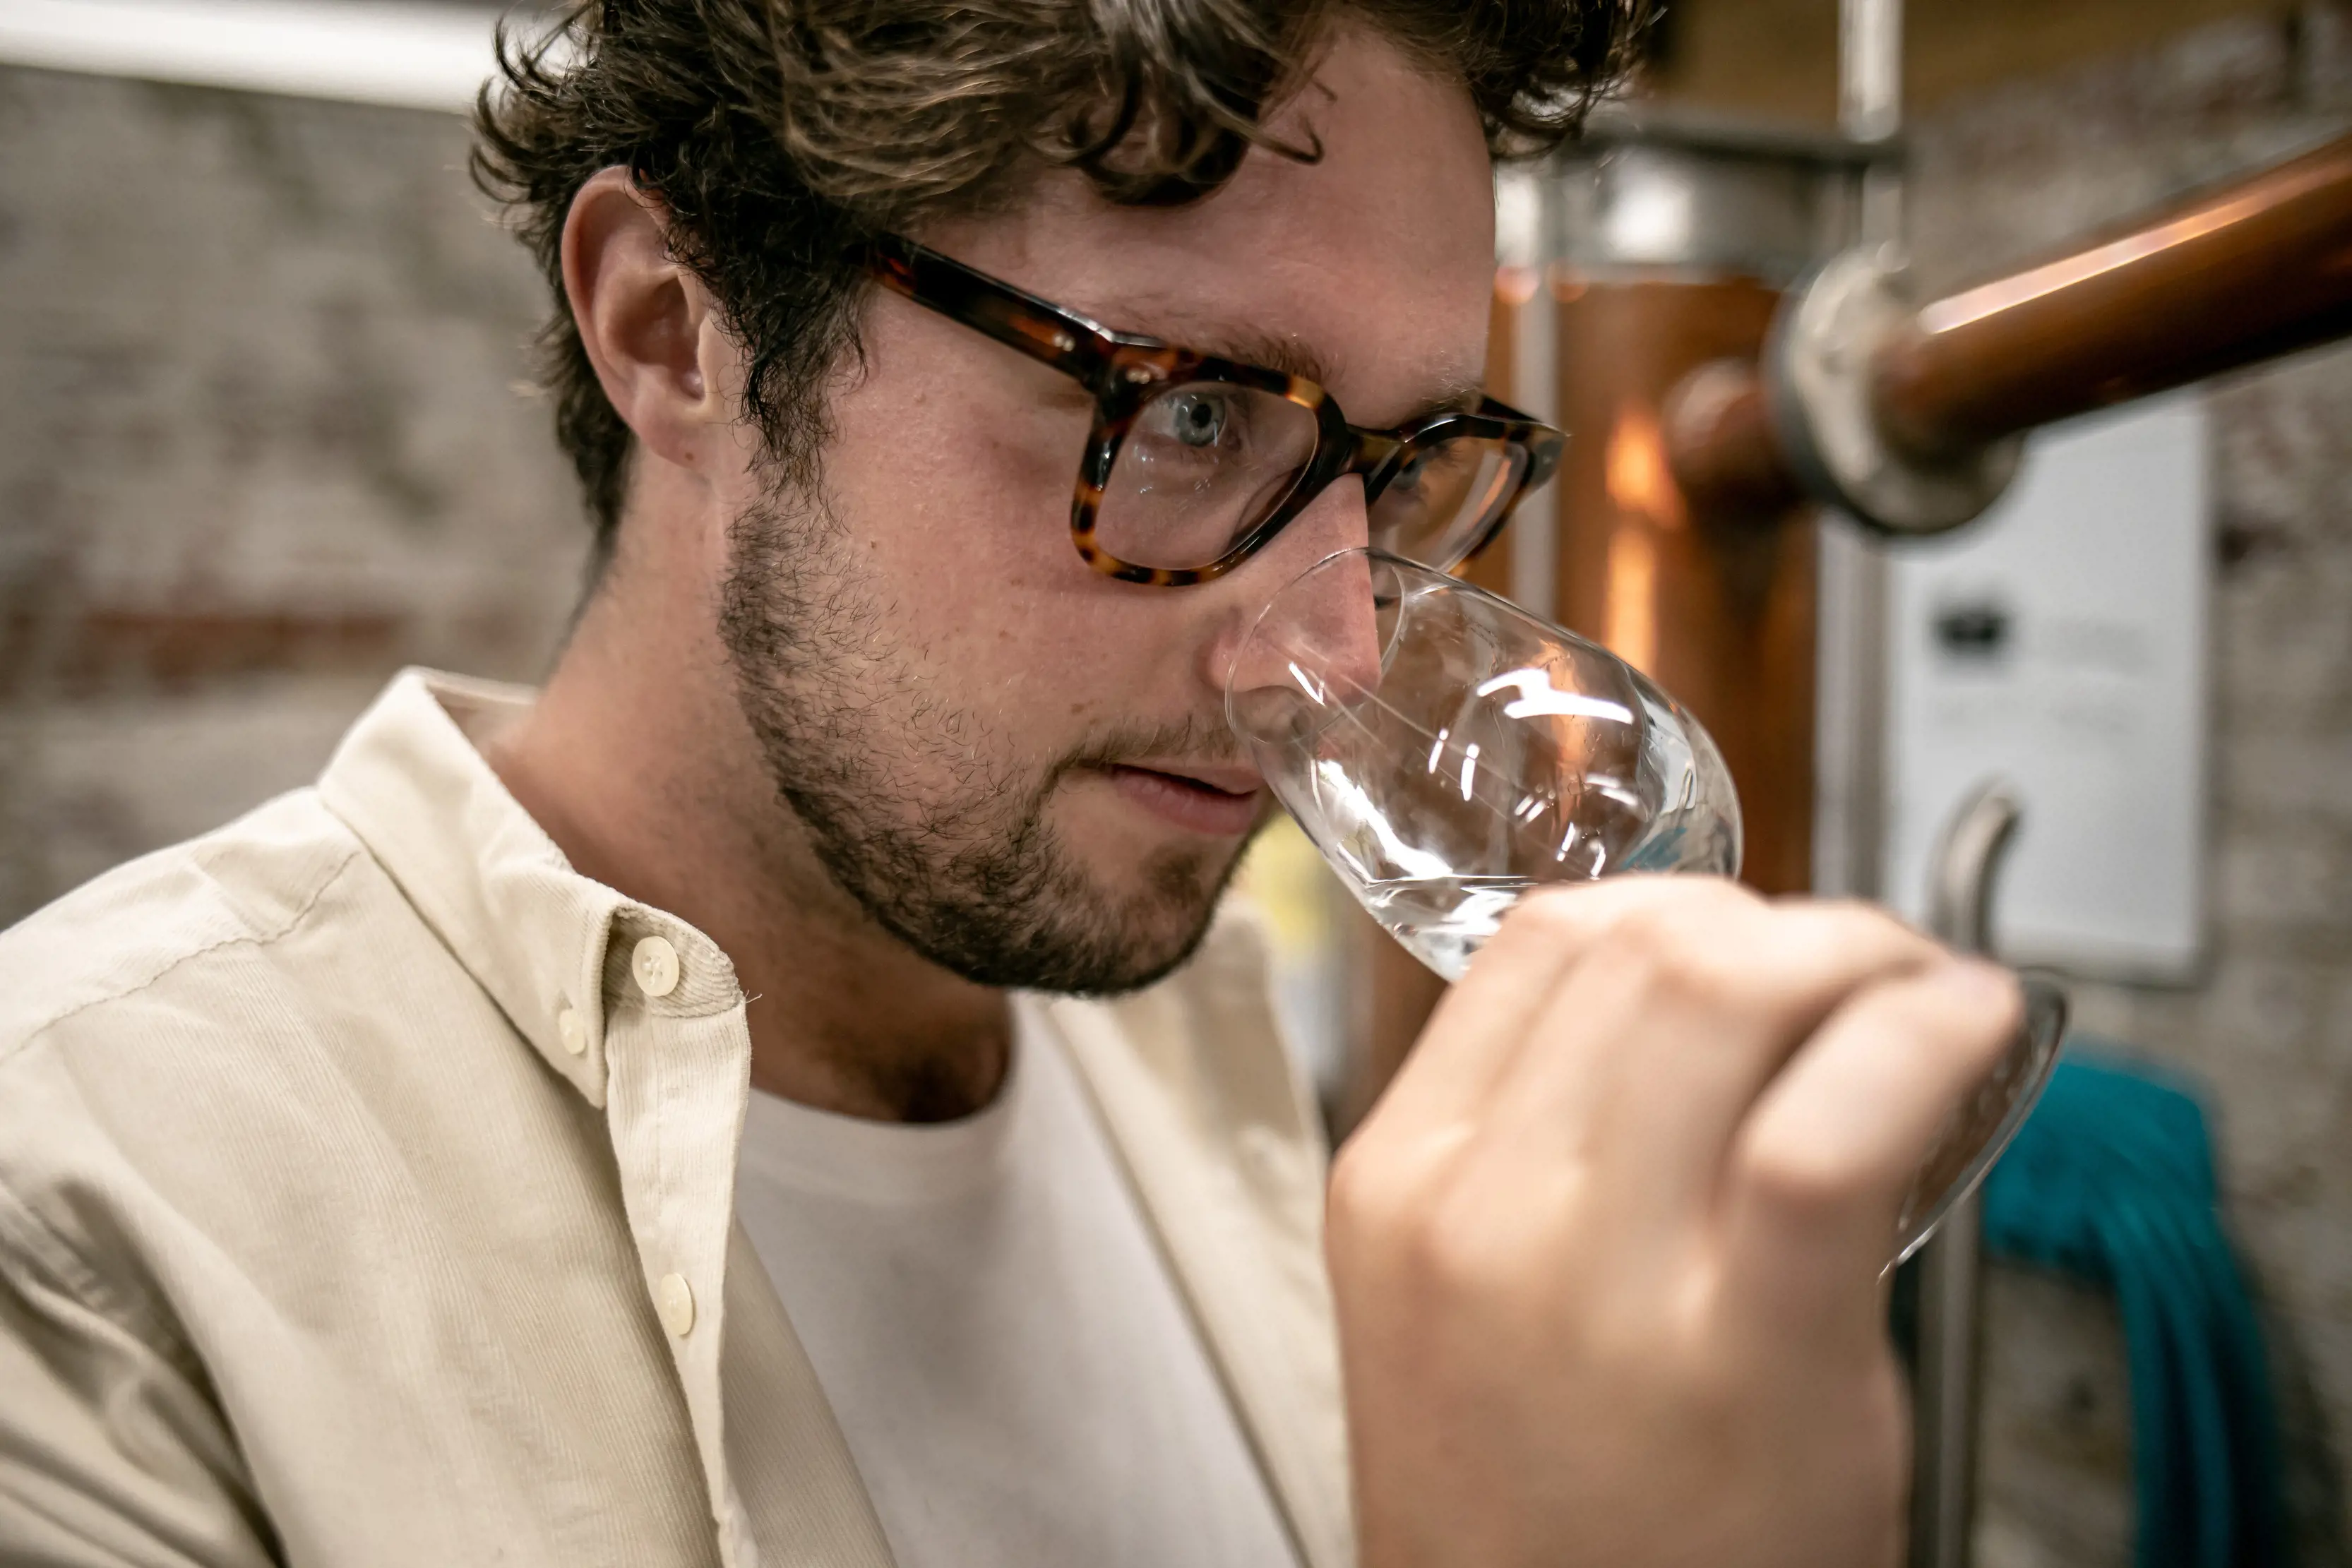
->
[1226,546,1515,752]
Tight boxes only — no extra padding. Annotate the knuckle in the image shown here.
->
[1327,1141,1524,1305]
[1733,1125,1873,1225]
[1814,897,1920,947]
[1610,905,1748,1007]
[1325,1137,1399,1233]
[1801,894,1892,926]
[1905,961,2024,1057]
[1328,1137,1449,1245]
[1631,875,1761,930]
[1688,873,1767,912]
[1496,888,1585,944]
[1407,1200,1517,1300]
[1976,964,2028,1031]
[1608,902,1688,961]
[1955,974,2026,1071]
[1779,897,1935,976]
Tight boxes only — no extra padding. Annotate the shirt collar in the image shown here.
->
[316,668,744,1108]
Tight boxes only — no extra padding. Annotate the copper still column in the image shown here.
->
[1536,121,1890,896]
[1548,273,1816,893]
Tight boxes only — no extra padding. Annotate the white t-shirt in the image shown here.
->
[732,997,1301,1568]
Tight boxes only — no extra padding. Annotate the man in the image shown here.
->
[0,2,2020,1565]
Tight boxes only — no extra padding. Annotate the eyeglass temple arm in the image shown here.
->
[866,237,1111,382]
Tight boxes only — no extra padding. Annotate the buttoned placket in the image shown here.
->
[592,908,763,1568]
[314,671,901,1566]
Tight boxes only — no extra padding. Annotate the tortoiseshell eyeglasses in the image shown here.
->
[866,234,1565,588]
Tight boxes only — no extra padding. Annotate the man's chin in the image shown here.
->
[789,765,1264,997]
[1024,839,1253,997]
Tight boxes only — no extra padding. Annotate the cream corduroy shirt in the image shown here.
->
[0,669,1351,1568]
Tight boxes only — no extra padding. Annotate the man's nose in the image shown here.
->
[1207,477,1386,712]
[1274,469,1376,570]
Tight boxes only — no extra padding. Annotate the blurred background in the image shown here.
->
[1,1,2348,1562]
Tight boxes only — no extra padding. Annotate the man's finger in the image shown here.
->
[1476,896,1948,1240]
[1366,876,1745,1143]
[1717,957,2024,1336]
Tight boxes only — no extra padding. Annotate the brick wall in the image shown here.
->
[1906,10,2352,1562]
[0,64,586,922]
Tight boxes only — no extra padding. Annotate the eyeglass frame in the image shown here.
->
[864,232,1565,588]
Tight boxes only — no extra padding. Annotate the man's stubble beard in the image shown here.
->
[715,479,1253,995]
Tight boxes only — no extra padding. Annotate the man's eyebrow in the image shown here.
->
[1411,373,1491,417]
[1103,306,1488,423]
[1214,335,1488,425]
[1123,313,1342,388]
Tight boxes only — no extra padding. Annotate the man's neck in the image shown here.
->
[485,508,1011,1124]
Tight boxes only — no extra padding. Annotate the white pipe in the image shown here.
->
[1839,0,1903,141]
[0,0,516,113]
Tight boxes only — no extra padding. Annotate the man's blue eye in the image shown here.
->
[1165,393,1228,448]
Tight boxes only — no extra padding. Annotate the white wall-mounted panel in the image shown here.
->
[1883,395,2210,979]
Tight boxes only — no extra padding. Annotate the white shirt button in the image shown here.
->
[656,1271,696,1337]
[556,1006,587,1057]
[1237,1125,1288,1182]
[631,935,681,998]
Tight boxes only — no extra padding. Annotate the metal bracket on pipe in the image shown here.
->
[1767,248,2025,536]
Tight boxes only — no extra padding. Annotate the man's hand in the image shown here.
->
[1328,877,2023,1568]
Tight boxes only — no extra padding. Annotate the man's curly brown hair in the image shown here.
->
[473,0,1651,571]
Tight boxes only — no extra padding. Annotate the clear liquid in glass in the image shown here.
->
[1355,873,1536,983]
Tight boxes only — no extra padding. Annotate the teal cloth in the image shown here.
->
[1980,1046,2286,1567]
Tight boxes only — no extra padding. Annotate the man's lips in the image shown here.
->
[1094,762,1265,837]
[1121,759,1264,795]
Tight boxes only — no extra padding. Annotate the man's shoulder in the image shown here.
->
[0,787,374,1065]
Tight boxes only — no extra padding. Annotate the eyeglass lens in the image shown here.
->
[1097,381,1529,573]
[1099,385,1319,571]
[1368,436,1528,570]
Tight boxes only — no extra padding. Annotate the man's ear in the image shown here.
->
[561,166,727,472]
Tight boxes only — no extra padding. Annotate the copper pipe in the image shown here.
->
[1661,358,1805,516]
[1663,131,2352,519]
[1882,131,2352,456]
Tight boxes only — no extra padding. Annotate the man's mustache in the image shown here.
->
[1056,713,1250,779]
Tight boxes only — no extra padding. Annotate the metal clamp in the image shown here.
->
[1767,247,2024,536]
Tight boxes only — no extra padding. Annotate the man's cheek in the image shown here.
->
[1045,626,1176,724]
[863,422,1078,588]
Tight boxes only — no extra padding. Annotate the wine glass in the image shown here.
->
[1226,546,2065,1264]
